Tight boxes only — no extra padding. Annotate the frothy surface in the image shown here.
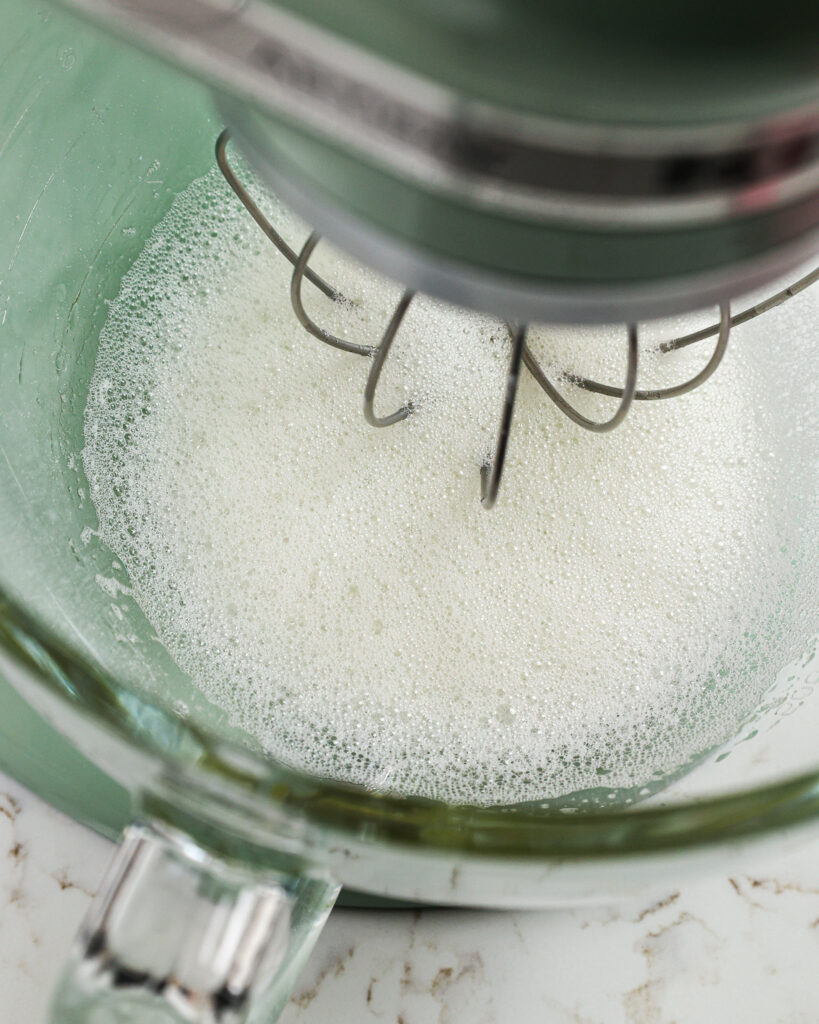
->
[84,167,786,805]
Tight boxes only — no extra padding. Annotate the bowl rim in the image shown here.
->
[3,578,819,861]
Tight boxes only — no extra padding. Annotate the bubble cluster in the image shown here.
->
[83,166,802,805]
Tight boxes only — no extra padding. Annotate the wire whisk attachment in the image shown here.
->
[216,129,819,509]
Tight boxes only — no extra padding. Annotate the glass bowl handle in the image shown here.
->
[48,821,339,1023]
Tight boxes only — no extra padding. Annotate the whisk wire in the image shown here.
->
[637,302,731,401]
[659,266,819,354]
[481,324,526,509]
[553,304,731,403]
[291,232,376,357]
[216,130,340,302]
[364,290,416,427]
[524,325,640,431]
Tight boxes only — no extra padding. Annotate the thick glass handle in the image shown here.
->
[49,822,339,1024]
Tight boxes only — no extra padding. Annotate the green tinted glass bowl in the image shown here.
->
[1,2,819,1021]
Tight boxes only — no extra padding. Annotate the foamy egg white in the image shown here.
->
[83,165,784,805]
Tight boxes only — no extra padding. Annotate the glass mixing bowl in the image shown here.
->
[1,2,818,1021]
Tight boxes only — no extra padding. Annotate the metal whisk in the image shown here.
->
[216,130,819,510]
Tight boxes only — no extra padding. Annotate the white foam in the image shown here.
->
[83,167,797,805]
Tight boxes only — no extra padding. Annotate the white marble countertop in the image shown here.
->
[3,770,819,1024]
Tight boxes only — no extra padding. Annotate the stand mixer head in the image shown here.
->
[58,0,819,310]
[57,0,819,507]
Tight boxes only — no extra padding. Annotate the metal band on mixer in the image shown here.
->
[61,0,819,228]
